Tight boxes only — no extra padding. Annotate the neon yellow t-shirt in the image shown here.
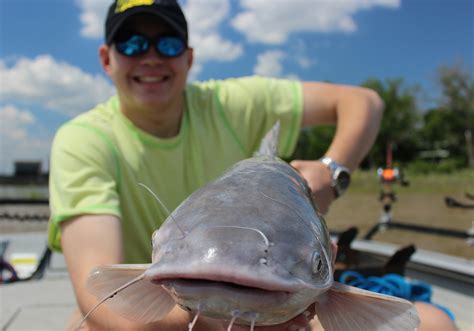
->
[48,76,303,263]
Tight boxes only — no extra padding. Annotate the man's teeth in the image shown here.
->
[138,76,166,83]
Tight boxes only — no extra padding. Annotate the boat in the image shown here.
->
[0,182,473,330]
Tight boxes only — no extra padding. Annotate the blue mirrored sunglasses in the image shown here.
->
[115,34,186,58]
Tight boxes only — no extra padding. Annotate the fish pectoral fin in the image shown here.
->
[86,264,175,323]
[313,281,420,331]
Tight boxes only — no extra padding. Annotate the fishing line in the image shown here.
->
[138,183,187,237]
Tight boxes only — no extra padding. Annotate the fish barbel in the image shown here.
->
[81,122,420,330]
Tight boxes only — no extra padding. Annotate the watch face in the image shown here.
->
[337,171,351,191]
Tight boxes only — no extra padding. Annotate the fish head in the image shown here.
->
[145,209,334,325]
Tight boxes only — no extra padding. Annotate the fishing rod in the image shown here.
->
[364,143,474,244]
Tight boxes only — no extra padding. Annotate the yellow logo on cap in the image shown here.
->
[115,0,155,13]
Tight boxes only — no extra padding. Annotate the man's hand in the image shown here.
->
[290,159,335,214]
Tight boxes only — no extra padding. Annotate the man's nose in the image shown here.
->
[139,47,166,65]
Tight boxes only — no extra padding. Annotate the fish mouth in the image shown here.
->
[146,266,304,292]
[156,278,291,313]
[157,277,290,296]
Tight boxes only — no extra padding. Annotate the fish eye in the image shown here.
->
[311,251,323,274]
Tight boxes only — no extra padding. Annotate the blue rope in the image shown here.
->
[339,271,455,321]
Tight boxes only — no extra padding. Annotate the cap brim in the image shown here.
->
[107,7,186,45]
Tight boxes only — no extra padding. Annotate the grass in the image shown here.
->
[325,169,473,258]
[350,168,474,194]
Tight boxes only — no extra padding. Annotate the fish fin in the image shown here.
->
[255,121,280,159]
[86,264,175,323]
[314,281,420,331]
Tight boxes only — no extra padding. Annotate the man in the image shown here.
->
[48,0,384,330]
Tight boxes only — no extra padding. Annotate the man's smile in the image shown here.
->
[133,75,170,84]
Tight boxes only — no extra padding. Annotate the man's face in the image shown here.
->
[100,14,193,113]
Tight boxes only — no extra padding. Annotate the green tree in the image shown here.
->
[361,78,420,168]
[421,63,474,166]
[290,79,421,168]
[291,126,335,161]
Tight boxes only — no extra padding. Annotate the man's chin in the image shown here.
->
[132,95,174,111]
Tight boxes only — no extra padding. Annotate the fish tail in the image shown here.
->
[255,121,280,159]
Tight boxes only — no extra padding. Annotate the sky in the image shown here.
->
[0,0,473,174]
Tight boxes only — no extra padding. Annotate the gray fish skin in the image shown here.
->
[85,122,420,330]
[146,156,334,324]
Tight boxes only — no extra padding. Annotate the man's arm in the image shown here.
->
[291,82,384,213]
[60,215,223,330]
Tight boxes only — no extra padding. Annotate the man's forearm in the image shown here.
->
[324,88,384,170]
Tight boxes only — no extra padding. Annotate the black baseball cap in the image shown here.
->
[105,0,188,45]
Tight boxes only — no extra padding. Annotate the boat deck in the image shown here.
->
[1,232,473,330]
[1,233,74,330]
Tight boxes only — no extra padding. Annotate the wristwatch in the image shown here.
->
[320,156,351,198]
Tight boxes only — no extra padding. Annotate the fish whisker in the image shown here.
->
[188,307,201,331]
[227,311,240,331]
[138,183,187,238]
[206,225,270,249]
[76,273,146,331]
[250,317,256,331]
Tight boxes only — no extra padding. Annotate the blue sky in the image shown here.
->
[0,0,473,174]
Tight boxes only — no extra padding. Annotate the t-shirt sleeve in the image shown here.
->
[47,122,121,252]
[216,76,303,157]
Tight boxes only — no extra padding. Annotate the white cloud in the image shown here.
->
[0,54,114,173]
[76,0,110,39]
[289,38,316,69]
[0,55,115,117]
[254,50,286,77]
[75,0,243,79]
[297,56,313,69]
[286,73,301,80]
[188,62,203,82]
[0,105,35,141]
[232,0,400,44]
[183,0,243,63]
[191,34,243,62]
[75,0,244,62]
[0,105,51,174]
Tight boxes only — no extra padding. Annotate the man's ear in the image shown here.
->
[99,44,112,75]
[186,47,194,70]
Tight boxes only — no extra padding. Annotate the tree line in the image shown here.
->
[290,63,474,173]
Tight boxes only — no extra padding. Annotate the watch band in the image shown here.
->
[319,156,351,198]
[320,156,339,173]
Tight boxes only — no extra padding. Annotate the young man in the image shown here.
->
[49,1,384,330]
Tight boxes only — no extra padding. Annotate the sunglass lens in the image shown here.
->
[157,36,185,57]
[116,35,149,56]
